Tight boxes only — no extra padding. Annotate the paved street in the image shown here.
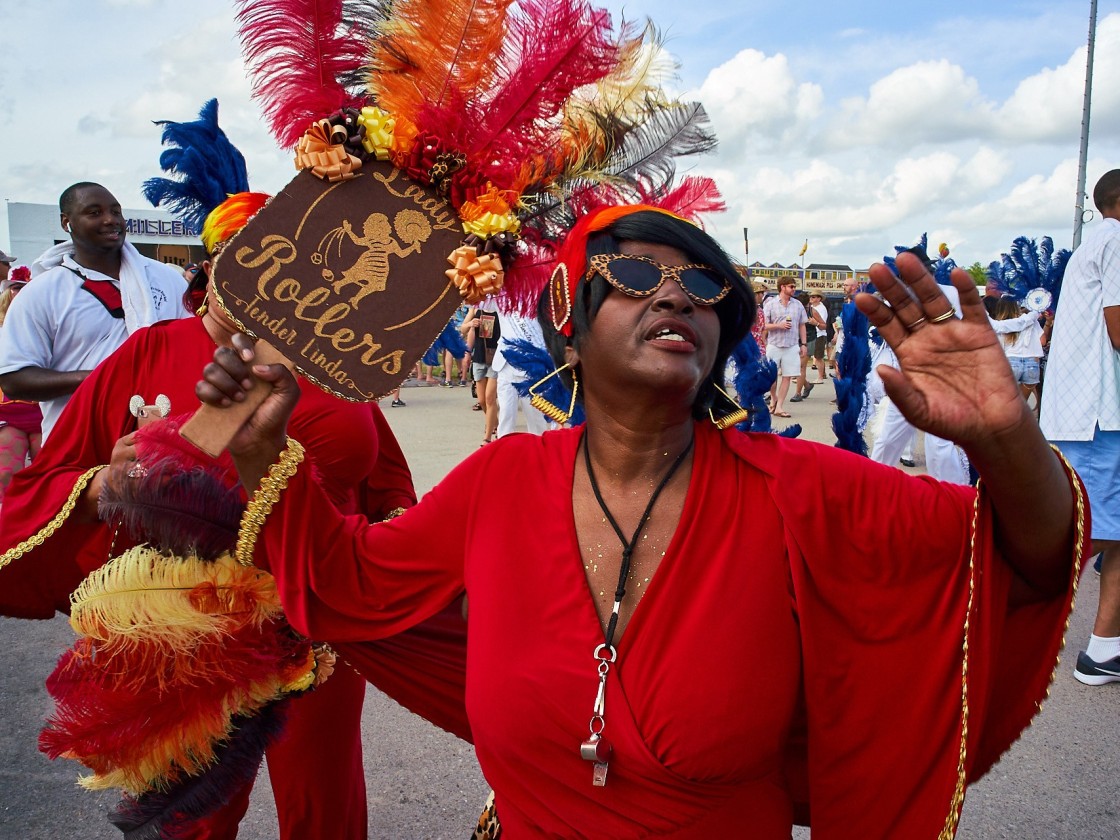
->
[2,377,1117,838]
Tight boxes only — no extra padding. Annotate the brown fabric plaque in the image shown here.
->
[210,163,464,401]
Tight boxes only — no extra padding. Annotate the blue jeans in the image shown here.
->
[1008,356,1040,385]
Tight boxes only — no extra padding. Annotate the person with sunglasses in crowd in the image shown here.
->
[197,204,1086,838]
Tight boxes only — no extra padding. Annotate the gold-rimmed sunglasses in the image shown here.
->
[583,254,731,306]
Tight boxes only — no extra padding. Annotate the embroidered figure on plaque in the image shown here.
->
[319,209,433,308]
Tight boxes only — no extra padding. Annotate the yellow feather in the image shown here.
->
[545,21,675,185]
[69,548,282,654]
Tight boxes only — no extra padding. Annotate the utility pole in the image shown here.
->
[1073,0,1097,250]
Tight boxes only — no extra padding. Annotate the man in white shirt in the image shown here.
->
[762,277,807,417]
[0,182,191,439]
[1040,169,1120,686]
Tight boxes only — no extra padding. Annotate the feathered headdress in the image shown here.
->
[882,233,957,287]
[985,235,1070,313]
[233,0,724,314]
[141,99,251,233]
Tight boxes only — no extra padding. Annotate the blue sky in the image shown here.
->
[1,0,1117,270]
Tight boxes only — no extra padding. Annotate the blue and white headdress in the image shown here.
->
[985,236,1070,313]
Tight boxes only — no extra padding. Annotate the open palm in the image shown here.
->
[859,253,1027,446]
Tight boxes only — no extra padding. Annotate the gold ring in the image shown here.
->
[906,316,927,329]
[929,310,955,324]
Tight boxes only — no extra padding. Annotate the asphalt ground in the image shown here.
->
[1,376,1117,839]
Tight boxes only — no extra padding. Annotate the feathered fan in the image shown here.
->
[985,235,1070,313]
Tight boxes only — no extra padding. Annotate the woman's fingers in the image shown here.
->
[195,340,259,406]
[894,253,956,324]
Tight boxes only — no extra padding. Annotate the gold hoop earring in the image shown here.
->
[529,364,579,424]
[709,383,749,430]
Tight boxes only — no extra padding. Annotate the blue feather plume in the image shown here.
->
[422,319,470,366]
[985,235,1071,311]
[504,339,586,425]
[142,99,250,231]
[831,303,871,456]
[729,337,775,433]
[883,232,954,286]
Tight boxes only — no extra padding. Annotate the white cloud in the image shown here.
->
[996,13,1120,143]
[697,49,823,153]
[828,60,993,149]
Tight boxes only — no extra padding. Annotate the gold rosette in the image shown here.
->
[357,106,395,160]
[295,119,362,182]
[445,245,505,304]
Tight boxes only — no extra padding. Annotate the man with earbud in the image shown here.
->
[0,183,191,440]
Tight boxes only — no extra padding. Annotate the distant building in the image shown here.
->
[745,260,870,294]
[5,201,205,270]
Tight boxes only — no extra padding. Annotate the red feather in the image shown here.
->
[639,175,725,225]
[465,0,620,189]
[40,622,309,791]
[235,0,373,148]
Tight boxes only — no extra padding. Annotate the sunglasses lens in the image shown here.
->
[607,259,664,295]
[679,268,728,302]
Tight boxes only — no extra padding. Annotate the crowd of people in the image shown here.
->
[0,168,1114,838]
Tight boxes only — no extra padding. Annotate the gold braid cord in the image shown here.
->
[0,466,106,571]
[383,507,407,521]
[938,445,1087,839]
[234,439,306,567]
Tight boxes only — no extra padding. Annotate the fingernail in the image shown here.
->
[241,378,253,389]
[252,365,270,375]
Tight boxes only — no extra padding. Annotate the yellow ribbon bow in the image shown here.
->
[357,106,395,161]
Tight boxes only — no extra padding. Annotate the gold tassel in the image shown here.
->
[528,364,579,424]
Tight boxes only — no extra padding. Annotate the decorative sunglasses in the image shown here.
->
[584,254,731,306]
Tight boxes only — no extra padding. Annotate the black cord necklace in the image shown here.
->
[579,434,694,786]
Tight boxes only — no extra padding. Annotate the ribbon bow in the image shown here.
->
[357,106,395,160]
[445,245,505,305]
[295,120,362,182]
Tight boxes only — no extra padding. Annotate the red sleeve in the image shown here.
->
[726,433,1086,838]
[0,334,145,618]
[359,403,417,520]
[254,442,489,642]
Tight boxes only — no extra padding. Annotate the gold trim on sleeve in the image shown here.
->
[0,466,107,571]
[234,438,306,567]
[939,445,1086,839]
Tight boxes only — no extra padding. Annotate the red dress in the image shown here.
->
[0,316,461,840]
[254,421,1087,839]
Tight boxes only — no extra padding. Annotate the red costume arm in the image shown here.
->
[359,403,417,519]
[252,444,485,642]
[0,333,147,618]
[726,432,1087,838]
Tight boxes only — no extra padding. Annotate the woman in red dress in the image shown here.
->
[199,205,1086,838]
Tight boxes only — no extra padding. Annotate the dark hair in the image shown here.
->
[184,262,210,311]
[1093,169,1120,213]
[538,210,754,420]
[59,182,106,216]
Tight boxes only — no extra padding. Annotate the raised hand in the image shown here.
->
[858,252,1026,446]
